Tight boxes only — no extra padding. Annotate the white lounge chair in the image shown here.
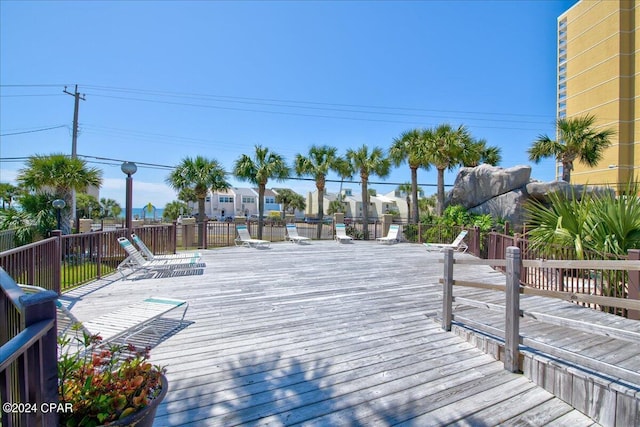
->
[81,297,188,343]
[117,237,201,278]
[423,230,468,253]
[286,224,311,244]
[376,224,400,244]
[235,225,270,248]
[17,282,188,346]
[334,223,354,243]
[131,233,200,262]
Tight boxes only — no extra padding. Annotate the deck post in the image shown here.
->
[442,247,454,331]
[20,290,59,426]
[505,246,521,373]
[628,249,639,320]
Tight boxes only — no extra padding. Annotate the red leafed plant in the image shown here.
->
[57,330,166,426]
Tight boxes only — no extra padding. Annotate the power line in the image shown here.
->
[0,125,68,137]
[75,154,447,187]
[0,84,71,87]
[80,84,554,120]
[85,92,550,131]
[0,94,66,98]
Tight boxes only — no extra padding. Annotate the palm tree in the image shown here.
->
[100,198,122,219]
[17,153,103,234]
[390,129,430,224]
[528,114,614,183]
[0,183,19,209]
[345,145,390,239]
[166,156,229,248]
[76,193,100,219]
[461,138,502,167]
[233,145,290,239]
[274,189,306,217]
[294,145,342,239]
[424,125,471,216]
[163,200,189,221]
[396,182,423,223]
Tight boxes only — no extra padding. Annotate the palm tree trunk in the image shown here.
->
[410,167,419,223]
[562,161,572,182]
[60,193,73,235]
[198,197,206,248]
[436,168,445,216]
[258,184,265,240]
[316,179,325,239]
[361,175,369,240]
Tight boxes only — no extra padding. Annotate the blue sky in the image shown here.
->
[1,0,576,210]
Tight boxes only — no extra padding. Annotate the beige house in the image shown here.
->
[193,187,304,220]
[306,188,401,220]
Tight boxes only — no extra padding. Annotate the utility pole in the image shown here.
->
[63,85,86,228]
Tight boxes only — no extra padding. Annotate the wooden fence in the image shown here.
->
[441,246,640,426]
[0,268,59,427]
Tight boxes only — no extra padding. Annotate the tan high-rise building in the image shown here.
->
[558,0,639,191]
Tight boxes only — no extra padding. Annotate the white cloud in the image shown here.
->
[0,168,18,184]
[100,178,177,208]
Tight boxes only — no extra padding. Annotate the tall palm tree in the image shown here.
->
[528,114,614,183]
[424,125,470,216]
[396,182,424,223]
[390,129,430,223]
[17,153,103,234]
[345,145,390,239]
[294,145,342,239]
[461,138,502,167]
[233,145,290,239]
[166,156,229,248]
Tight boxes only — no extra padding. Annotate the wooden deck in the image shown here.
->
[60,240,622,426]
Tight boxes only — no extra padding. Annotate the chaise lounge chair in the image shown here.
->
[376,224,400,244]
[285,223,311,244]
[131,233,200,262]
[423,230,468,253]
[235,225,270,248]
[15,277,188,347]
[117,237,201,278]
[334,223,354,243]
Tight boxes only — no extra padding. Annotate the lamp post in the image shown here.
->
[52,199,66,231]
[121,161,137,230]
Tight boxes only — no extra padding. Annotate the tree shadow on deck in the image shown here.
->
[165,350,491,426]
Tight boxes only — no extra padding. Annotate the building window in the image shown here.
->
[205,197,211,202]
[265,197,275,204]
[219,196,234,203]
[242,196,255,204]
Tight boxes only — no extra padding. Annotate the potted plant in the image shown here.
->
[57,331,167,427]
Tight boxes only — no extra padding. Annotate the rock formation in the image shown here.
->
[445,164,613,230]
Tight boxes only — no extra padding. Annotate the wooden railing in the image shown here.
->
[0,225,176,294]
[0,268,59,427]
[0,229,15,252]
[484,231,640,318]
[440,246,640,424]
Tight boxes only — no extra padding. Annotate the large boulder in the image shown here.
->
[468,189,529,226]
[447,164,531,209]
[526,180,570,202]
[526,181,615,203]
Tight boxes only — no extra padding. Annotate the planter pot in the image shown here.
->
[104,374,168,427]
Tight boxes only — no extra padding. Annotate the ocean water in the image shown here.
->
[119,207,165,219]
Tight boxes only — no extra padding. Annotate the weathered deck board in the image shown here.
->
[62,241,613,426]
